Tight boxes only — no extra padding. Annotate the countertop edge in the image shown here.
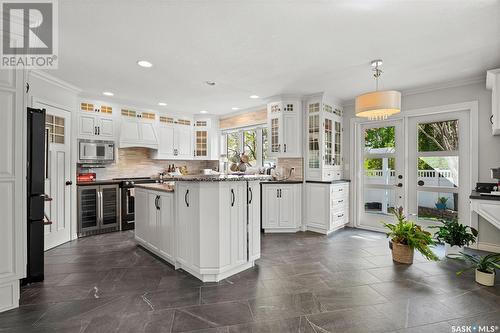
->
[305,180,351,184]
[470,191,500,201]
[134,184,175,193]
[261,180,304,184]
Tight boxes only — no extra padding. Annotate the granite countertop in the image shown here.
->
[305,179,351,184]
[470,191,500,201]
[135,183,175,192]
[165,174,273,182]
[77,179,122,186]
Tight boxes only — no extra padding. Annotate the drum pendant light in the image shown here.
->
[355,60,401,120]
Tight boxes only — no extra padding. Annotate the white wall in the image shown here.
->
[343,80,500,249]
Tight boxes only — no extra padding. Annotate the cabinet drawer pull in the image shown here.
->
[284,143,287,152]
[185,189,189,207]
[231,189,235,207]
[337,214,344,218]
[277,189,279,198]
[490,115,494,125]
[337,200,343,203]
[248,187,253,204]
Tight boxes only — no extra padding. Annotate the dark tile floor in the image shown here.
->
[0,228,498,332]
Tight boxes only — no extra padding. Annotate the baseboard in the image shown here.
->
[477,242,500,253]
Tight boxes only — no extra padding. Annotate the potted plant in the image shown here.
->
[431,219,478,257]
[452,253,500,286]
[382,207,438,264]
[435,197,448,210]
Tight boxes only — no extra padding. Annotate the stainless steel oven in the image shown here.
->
[78,139,115,164]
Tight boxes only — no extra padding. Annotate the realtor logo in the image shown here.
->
[1,0,58,68]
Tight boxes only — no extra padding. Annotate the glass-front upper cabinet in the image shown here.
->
[305,93,343,181]
[266,98,301,158]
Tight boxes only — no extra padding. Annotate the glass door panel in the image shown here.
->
[308,114,320,168]
[334,121,341,166]
[358,120,404,230]
[408,112,469,228]
[324,118,333,166]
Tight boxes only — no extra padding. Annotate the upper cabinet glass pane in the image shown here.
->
[418,120,458,152]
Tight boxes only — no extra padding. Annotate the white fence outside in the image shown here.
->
[364,169,456,210]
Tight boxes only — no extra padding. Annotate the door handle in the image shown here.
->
[395,183,403,188]
[418,180,425,186]
[248,187,253,204]
[65,180,73,186]
[231,189,235,207]
[185,189,189,207]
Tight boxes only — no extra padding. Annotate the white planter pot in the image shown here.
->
[445,244,463,257]
[475,269,495,287]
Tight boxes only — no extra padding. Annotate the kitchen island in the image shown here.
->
[134,175,270,282]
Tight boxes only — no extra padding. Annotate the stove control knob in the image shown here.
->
[125,181,130,185]
[130,181,135,185]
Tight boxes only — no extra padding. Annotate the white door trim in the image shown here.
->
[31,97,77,245]
[350,101,479,233]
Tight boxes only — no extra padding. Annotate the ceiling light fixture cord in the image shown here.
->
[373,63,382,91]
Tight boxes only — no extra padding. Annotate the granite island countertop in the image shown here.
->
[165,174,273,182]
[134,183,175,192]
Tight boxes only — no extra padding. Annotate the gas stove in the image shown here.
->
[113,177,162,188]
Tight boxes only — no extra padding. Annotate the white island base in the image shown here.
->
[134,178,263,282]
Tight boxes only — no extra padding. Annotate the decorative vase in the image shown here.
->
[445,244,462,257]
[475,269,495,287]
[435,203,447,210]
[391,242,414,264]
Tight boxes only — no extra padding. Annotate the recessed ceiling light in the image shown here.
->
[137,60,153,68]
[205,81,216,86]
[158,102,167,106]
[231,107,240,111]
[249,95,259,99]
[103,91,114,96]
[200,110,208,114]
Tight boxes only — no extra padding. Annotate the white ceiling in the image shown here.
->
[53,0,500,115]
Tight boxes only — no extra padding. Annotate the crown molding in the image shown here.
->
[341,74,487,107]
[29,70,82,94]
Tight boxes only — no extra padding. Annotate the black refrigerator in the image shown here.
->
[23,107,46,285]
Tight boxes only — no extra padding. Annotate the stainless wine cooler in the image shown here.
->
[77,184,120,237]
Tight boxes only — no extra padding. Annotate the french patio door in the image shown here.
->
[407,110,470,228]
[358,119,405,230]
[356,109,471,231]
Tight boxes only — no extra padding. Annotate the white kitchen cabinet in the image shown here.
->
[247,181,261,261]
[305,181,349,235]
[175,182,198,267]
[119,118,158,149]
[193,118,219,160]
[135,188,175,264]
[486,68,500,135]
[153,119,192,160]
[78,113,115,139]
[305,93,343,181]
[135,188,148,244]
[267,98,301,158]
[262,183,302,232]
[220,182,247,267]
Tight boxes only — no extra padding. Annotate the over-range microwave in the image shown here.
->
[78,139,115,164]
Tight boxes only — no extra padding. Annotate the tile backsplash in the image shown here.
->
[276,157,303,181]
[80,148,218,180]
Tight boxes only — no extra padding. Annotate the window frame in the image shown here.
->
[221,125,267,167]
